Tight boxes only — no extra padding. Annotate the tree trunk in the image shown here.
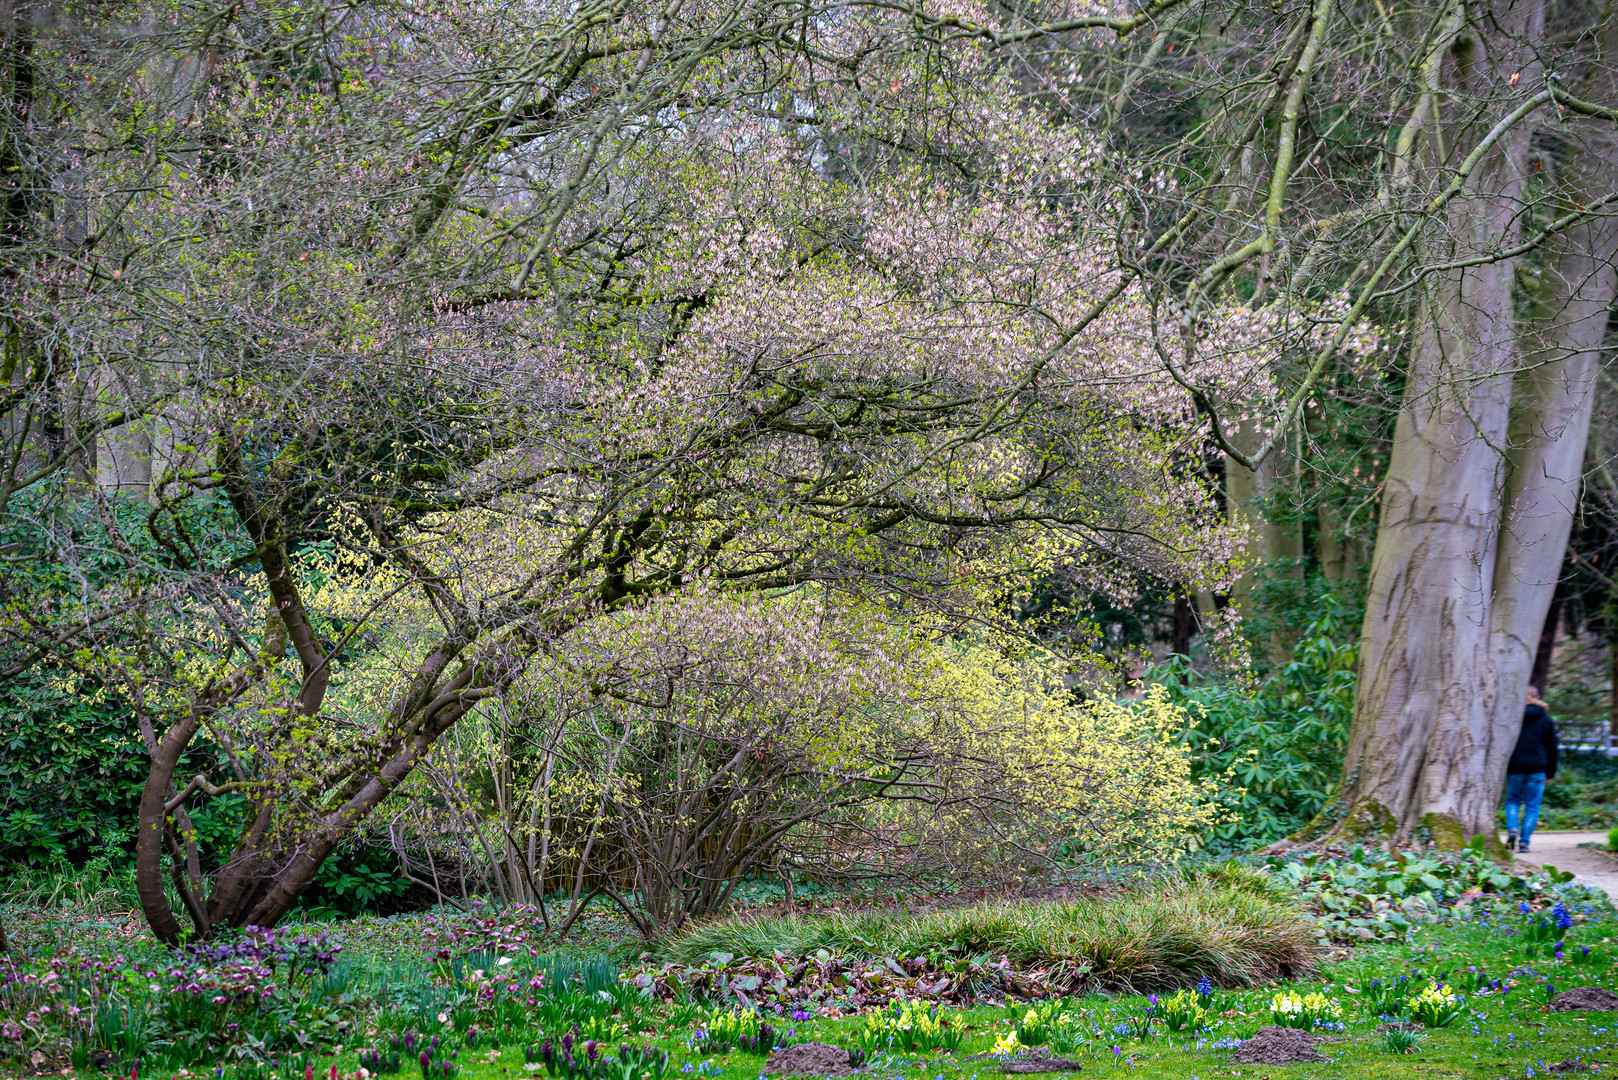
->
[1331,2,1618,846]
[1172,593,1193,656]
[1329,0,1544,845]
[1226,422,1304,664]
[1530,582,1564,691]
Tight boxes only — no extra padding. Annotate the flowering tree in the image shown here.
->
[1,0,1407,942]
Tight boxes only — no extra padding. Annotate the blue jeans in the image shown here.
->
[1505,772,1547,847]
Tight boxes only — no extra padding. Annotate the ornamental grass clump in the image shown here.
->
[1406,981,1467,1028]
[661,869,1317,991]
[1269,990,1342,1030]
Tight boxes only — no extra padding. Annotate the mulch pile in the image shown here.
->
[1229,1027,1330,1065]
[1552,987,1618,1012]
[762,1043,858,1077]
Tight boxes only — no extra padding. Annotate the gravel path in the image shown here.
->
[1508,829,1618,897]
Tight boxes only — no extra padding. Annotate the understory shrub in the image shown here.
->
[660,869,1317,990]
[1148,606,1356,849]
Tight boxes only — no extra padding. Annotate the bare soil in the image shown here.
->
[1229,1027,1330,1064]
[1551,986,1618,1012]
[762,1043,856,1077]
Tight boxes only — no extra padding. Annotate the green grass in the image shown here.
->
[660,868,1316,991]
[7,863,1618,1080]
[34,919,1618,1080]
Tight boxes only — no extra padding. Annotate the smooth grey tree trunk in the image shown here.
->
[1330,0,1546,845]
[1330,4,1618,846]
[1482,42,1618,801]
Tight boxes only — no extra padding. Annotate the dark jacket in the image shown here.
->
[1508,704,1559,778]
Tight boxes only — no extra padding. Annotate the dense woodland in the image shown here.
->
[3,0,1618,945]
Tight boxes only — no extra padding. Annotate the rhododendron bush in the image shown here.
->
[0,0,1351,943]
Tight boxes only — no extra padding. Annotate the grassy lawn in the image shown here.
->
[8,921,1614,1080]
[6,864,1618,1080]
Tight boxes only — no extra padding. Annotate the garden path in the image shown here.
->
[1507,829,1618,897]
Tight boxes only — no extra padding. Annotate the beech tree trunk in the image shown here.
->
[1330,5,1618,846]
[1226,422,1304,664]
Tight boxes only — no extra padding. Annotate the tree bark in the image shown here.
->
[1330,0,1545,845]
[1172,593,1194,656]
[1226,422,1304,664]
[1332,2,1618,845]
[1530,582,1564,691]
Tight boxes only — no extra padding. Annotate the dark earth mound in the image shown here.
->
[763,1043,856,1077]
[1229,1027,1329,1064]
[1001,1051,1085,1073]
[1552,987,1618,1012]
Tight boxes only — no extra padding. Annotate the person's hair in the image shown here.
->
[1527,685,1539,697]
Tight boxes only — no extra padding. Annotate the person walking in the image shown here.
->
[1505,685,1559,854]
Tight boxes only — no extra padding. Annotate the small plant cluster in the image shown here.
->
[1383,1027,1427,1055]
[1010,1001,1067,1046]
[689,1008,762,1055]
[1359,974,1416,1014]
[1520,902,1574,958]
[850,999,964,1054]
[181,927,342,984]
[1158,990,1211,1035]
[1405,981,1467,1028]
[526,1034,667,1080]
[420,908,551,962]
[1269,989,1343,1030]
[414,1033,459,1080]
[359,1040,402,1074]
